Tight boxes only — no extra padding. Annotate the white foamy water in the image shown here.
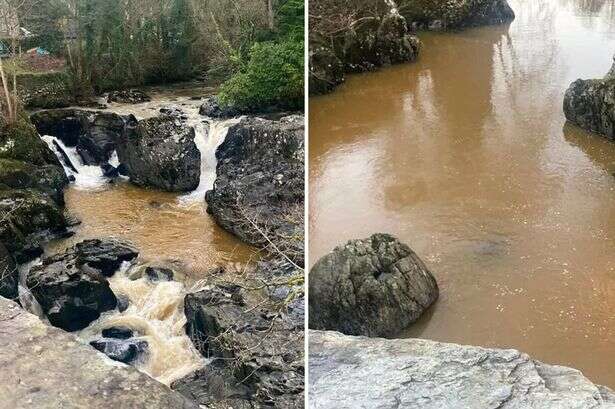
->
[17,258,44,319]
[41,135,109,190]
[179,117,241,205]
[78,262,206,385]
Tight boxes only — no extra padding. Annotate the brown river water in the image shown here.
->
[33,84,255,384]
[309,0,615,387]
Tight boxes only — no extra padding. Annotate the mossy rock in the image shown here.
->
[0,188,67,262]
[0,120,61,167]
[0,242,18,300]
[0,159,68,204]
[17,71,74,109]
[400,0,515,29]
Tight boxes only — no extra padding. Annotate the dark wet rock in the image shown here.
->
[309,233,438,337]
[25,239,137,331]
[72,239,138,277]
[310,10,419,95]
[160,106,188,121]
[308,46,344,95]
[107,89,151,104]
[564,59,615,141]
[0,189,67,263]
[30,108,88,147]
[205,116,304,265]
[198,96,240,118]
[117,294,130,312]
[27,261,117,331]
[402,0,515,30]
[0,159,68,204]
[0,120,63,167]
[117,163,129,176]
[0,242,18,300]
[0,297,200,409]
[77,112,125,165]
[102,326,134,339]
[181,284,304,408]
[309,330,615,408]
[90,338,148,364]
[31,109,126,165]
[344,12,420,73]
[145,266,174,282]
[117,116,201,191]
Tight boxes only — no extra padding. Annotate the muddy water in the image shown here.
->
[309,0,615,387]
[40,84,254,384]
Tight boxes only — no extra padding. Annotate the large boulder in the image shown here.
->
[177,283,304,408]
[0,189,67,263]
[564,58,615,141]
[309,234,438,337]
[117,116,201,191]
[205,116,304,265]
[31,109,126,165]
[26,239,138,331]
[309,330,615,408]
[308,45,345,95]
[402,0,515,30]
[0,242,18,301]
[0,159,68,204]
[0,297,200,409]
[0,120,70,262]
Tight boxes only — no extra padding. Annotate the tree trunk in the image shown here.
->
[0,56,14,123]
[267,0,275,30]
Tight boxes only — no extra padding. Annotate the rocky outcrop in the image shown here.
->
[309,234,438,337]
[309,10,419,95]
[309,330,615,408]
[564,58,615,141]
[0,242,18,300]
[117,116,201,191]
[199,96,240,118]
[0,189,68,263]
[0,159,68,204]
[30,109,126,165]
[90,338,148,364]
[205,116,304,264]
[176,282,304,408]
[402,0,515,31]
[26,239,138,331]
[107,89,151,104]
[0,297,199,409]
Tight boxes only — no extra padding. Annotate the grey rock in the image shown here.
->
[309,330,615,409]
[117,116,201,191]
[145,266,174,282]
[0,297,199,409]
[90,338,148,364]
[309,233,438,337]
[205,116,304,265]
[564,59,615,141]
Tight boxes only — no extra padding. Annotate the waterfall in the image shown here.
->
[179,117,240,205]
[41,135,110,190]
[78,262,206,385]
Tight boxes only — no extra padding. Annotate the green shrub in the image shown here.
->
[218,38,304,111]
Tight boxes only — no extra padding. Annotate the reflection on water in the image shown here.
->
[309,0,615,387]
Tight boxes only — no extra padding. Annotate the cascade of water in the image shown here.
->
[179,117,241,205]
[17,259,45,319]
[78,262,206,385]
[41,135,111,190]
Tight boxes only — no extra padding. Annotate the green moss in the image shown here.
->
[0,119,60,166]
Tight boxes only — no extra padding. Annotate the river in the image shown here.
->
[35,83,254,385]
[309,0,615,387]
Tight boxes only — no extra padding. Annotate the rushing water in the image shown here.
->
[36,84,254,384]
[309,0,615,387]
